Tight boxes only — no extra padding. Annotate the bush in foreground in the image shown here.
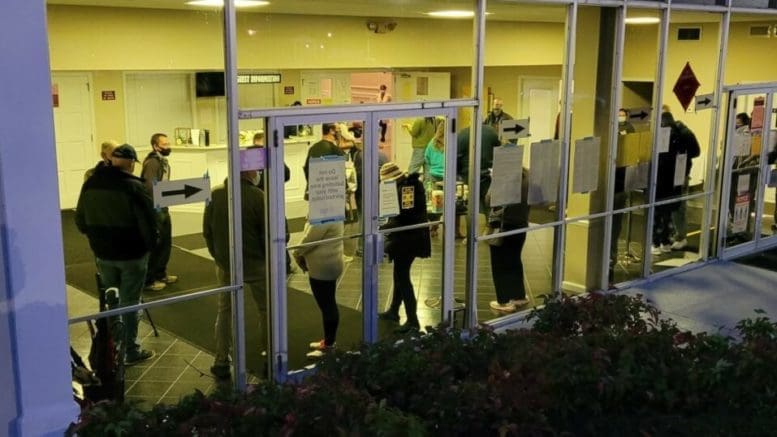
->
[67,293,777,436]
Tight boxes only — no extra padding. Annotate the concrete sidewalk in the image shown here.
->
[619,259,777,337]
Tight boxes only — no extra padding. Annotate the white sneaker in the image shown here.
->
[660,244,672,253]
[489,301,517,313]
[509,299,530,307]
[343,255,354,263]
[670,239,687,250]
[651,245,662,256]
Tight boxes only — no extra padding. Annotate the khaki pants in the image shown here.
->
[213,266,267,367]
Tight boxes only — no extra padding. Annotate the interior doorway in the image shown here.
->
[52,72,95,209]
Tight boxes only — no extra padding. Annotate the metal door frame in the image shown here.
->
[263,106,458,381]
[718,84,777,260]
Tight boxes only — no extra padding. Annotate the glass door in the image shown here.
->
[264,107,457,380]
[265,112,368,380]
[368,108,458,339]
[718,88,776,258]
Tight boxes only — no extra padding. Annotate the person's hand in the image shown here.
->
[294,254,308,272]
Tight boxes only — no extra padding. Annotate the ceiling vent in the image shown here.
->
[677,27,701,41]
[749,25,771,38]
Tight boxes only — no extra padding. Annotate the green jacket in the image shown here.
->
[203,178,266,280]
[408,118,436,149]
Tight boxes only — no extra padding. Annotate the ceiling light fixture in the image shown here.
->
[426,10,475,18]
[185,0,270,8]
[625,17,660,25]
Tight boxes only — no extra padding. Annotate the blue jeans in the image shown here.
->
[407,147,426,174]
[96,254,149,357]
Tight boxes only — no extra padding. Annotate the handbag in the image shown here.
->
[482,206,504,247]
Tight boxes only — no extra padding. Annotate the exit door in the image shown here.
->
[52,73,95,209]
[718,87,777,259]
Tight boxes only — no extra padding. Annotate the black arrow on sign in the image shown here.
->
[162,184,202,198]
[697,97,711,106]
[503,124,525,135]
[630,110,649,120]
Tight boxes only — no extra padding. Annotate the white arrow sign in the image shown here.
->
[500,118,530,140]
[695,93,714,111]
[152,176,211,209]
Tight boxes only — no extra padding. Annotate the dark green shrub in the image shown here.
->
[67,294,777,436]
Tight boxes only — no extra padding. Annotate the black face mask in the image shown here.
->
[159,148,172,157]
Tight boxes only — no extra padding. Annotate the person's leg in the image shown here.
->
[489,235,525,304]
[393,255,418,325]
[309,277,339,346]
[213,267,232,367]
[146,210,173,285]
[407,148,425,174]
[672,182,689,241]
[610,192,626,279]
[116,254,149,357]
[379,120,387,142]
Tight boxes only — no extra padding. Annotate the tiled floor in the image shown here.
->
[67,224,556,409]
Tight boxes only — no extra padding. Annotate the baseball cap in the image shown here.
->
[112,144,139,162]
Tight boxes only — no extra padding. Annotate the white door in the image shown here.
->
[520,77,559,167]
[52,73,95,209]
[393,72,451,169]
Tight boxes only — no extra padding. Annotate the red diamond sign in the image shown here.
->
[673,62,701,112]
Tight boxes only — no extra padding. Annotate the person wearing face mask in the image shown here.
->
[618,108,635,135]
[142,132,178,291]
[204,162,268,380]
[484,97,514,133]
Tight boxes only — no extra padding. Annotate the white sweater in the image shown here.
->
[293,221,344,281]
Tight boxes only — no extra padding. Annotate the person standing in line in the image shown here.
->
[84,140,117,181]
[663,109,700,251]
[293,219,344,359]
[609,108,637,283]
[204,163,268,380]
[76,144,158,366]
[402,117,437,174]
[303,123,345,200]
[378,162,431,333]
[487,167,531,313]
[377,84,392,142]
[141,133,178,291]
[484,97,513,132]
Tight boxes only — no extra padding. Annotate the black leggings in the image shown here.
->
[309,277,339,346]
[389,254,418,324]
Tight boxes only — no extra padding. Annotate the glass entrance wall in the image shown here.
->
[562,5,619,294]
[43,0,777,405]
[649,9,724,272]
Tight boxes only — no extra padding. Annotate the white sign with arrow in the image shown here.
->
[500,118,530,140]
[695,93,714,111]
[627,107,652,123]
[153,176,211,208]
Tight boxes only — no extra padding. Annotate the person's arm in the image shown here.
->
[202,199,215,259]
[294,222,326,257]
[140,158,159,194]
[75,187,88,234]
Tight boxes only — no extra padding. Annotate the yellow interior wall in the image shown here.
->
[92,71,126,149]
[564,7,601,290]
[484,65,563,120]
[623,24,659,81]
[725,21,777,84]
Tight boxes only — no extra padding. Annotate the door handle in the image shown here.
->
[374,233,384,264]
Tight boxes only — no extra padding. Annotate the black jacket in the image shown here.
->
[381,173,432,260]
[657,118,700,199]
[75,165,158,260]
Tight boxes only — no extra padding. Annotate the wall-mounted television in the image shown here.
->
[195,72,225,97]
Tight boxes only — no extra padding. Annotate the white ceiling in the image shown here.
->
[46,0,569,22]
[46,0,771,24]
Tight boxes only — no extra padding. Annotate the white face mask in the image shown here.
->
[618,116,627,123]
